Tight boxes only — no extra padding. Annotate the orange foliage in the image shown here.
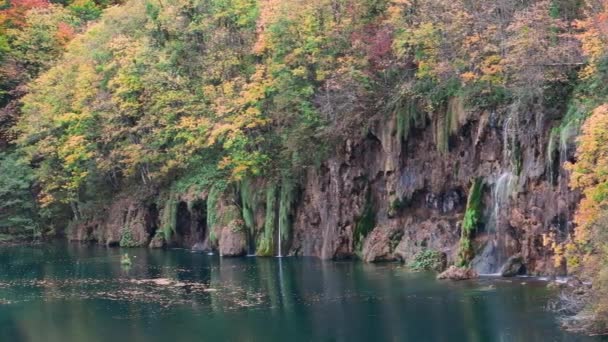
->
[0,0,50,28]
[576,1,608,77]
[55,22,74,45]
[564,104,608,269]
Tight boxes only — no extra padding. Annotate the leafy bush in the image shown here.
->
[408,249,446,272]
[119,227,138,247]
[0,152,39,237]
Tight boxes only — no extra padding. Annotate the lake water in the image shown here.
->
[0,243,602,342]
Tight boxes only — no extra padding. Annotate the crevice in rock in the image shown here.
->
[146,203,159,241]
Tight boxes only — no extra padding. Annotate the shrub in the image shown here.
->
[409,249,446,272]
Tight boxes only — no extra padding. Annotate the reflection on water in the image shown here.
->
[0,243,600,342]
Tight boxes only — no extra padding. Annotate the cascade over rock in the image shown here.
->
[68,104,577,275]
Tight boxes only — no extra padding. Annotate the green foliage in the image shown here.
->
[160,195,177,243]
[119,227,138,247]
[68,0,102,21]
[463,178,484,234]
[278,175,295,249]
[0,151,39,236]
[18,0,356,221]
[120,253,132,265]
[256,184,277,256]
[1,4,80,106]
[239,178,259,246]
[408,249,445,272]
[461,81,510,110]
[457,178,484,267]
[393,96,425,143]
[206,184,223,245]
[354,190,375,252]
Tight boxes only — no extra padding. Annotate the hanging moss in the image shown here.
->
[354,189,375,253]
[207,184,222,244]
[396,98,425,143]
[457,178,484,267]
[240,178,259,236]
[256,184,277,256]
[433,97,465,154]
[278,176,296,250]
[435,109,450,154]
[160,195,178,243]
[447,96,466,135]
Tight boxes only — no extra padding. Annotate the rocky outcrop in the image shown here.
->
[68,194,158,247]
[290,101,577,275]
[71,99,578,276]
[149,233,165,248]
[361,225,403,262]
[218,223,247,257]
[500,253,526,277]
[213,195,247,257]
[437,266,479,280]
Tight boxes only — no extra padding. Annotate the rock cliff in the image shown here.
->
[69,102,577,275]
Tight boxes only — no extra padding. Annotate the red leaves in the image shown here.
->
[0,0,50,28]
[55,21,75,45]
[351,25,394,71]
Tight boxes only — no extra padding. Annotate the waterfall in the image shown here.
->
[491,172,517,232]
[277,217,282,258]
[502,116,513,166]
[472,171,518,275]
[472,106,520,275]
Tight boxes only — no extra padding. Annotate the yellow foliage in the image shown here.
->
[564,104,608,271]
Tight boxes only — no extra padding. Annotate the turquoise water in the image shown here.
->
[0,243,602,342]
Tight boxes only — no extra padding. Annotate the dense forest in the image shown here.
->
[2,0,608,334]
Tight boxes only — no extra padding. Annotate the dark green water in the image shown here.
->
[0,243,602,342]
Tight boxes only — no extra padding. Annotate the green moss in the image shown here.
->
[354,190,375,253]
[408,249,445,272]
[457,178,484,267]
[240,178,259,236]
[119,227,138,247]
[206,184,222,245]
[388,196,406,217]
[256,184,277,256]
[435,108,450,154]
[461,81,510,110]
[160,195,177,243]
[278,176,295,249]
[395,98,425,143]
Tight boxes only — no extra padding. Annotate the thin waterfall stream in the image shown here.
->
[472,108,520,275]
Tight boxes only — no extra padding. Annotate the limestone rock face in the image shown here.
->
[289,105,578,275]
[73,101,579,276]
[213,194,247,257]
[500,253,525,277]
[149,234,165,249]
[218,222,247,257]
[69,192,158,247]
[361,226,403,262]
[191,242,206,252]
